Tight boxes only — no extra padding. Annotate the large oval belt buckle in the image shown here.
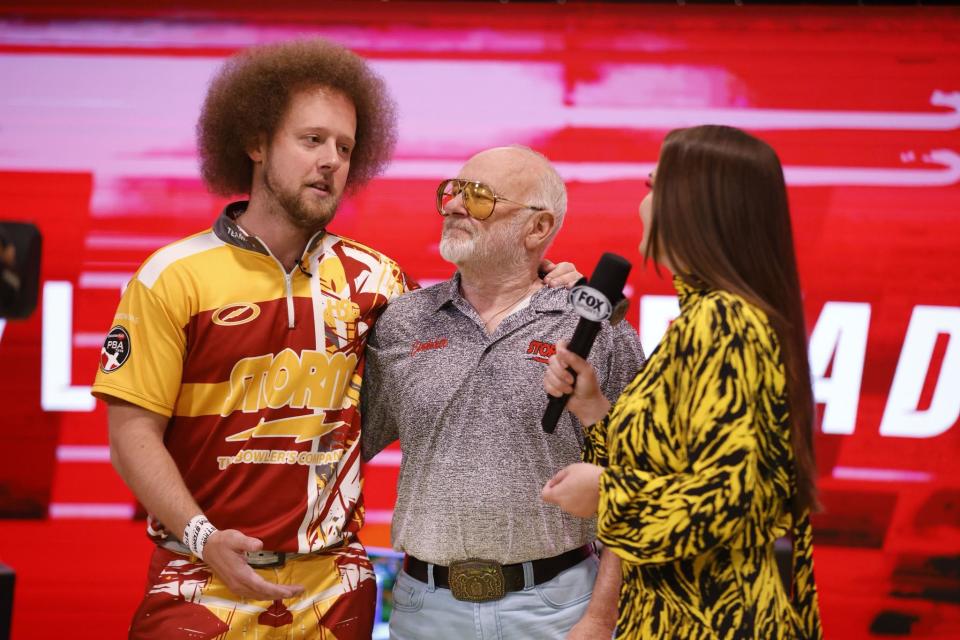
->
[448,558,506,602]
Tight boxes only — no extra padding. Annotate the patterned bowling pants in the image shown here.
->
[129,539,376,639]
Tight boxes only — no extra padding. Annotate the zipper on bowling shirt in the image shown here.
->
[231,221,325,330]
[282,271,295,329]
[259,244,297,329]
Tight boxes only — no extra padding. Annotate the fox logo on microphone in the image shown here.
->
[569,285,612,322]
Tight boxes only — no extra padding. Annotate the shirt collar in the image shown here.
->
[213,200,327,258]
[673,274,710,312]
[434,272,462,311]
[435,272,568,314]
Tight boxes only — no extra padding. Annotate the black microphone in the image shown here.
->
[298,259,313,277]
[542,252,631,433]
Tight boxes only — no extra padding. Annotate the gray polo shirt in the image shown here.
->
[361,274,644,566]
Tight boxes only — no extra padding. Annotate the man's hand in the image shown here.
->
[542,462,603,518]
[567,614,616,640]
[539,259,583,288]
[202,529,305,600]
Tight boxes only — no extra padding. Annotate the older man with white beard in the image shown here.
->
[361,146,645,639]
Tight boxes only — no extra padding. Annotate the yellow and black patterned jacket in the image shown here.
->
[586,277,822,639]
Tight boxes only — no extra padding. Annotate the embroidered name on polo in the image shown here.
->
[411,338,448,356]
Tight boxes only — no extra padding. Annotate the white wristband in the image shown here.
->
[193,521,217,560]
[183,514,218,560]
[183,514,206,552]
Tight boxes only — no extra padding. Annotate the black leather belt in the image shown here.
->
[404,544,595,603]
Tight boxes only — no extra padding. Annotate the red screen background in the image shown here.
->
[0,3,957,638]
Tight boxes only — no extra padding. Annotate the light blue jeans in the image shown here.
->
[389,555,600,640]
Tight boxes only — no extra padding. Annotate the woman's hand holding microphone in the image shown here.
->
[541,341,609,518]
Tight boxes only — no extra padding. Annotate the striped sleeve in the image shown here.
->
[583,415,611,466]
[792,513,824,640]
[596,328,759,564]
[584,320,644,466]
[91,277,187,417]
[90,234,216,416]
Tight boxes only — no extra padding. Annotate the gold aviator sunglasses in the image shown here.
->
[436,179,547,220]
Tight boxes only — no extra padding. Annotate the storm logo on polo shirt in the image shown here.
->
[100,325,131,373]
[212,302,261,326]
[526,339,556,364]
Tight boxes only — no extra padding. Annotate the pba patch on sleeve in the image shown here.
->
[100,325,131,373]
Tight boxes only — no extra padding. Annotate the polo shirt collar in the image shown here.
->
[435,272,569,314]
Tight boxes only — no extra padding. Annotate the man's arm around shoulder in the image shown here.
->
[360,290,423,461]
[569,546,620,639]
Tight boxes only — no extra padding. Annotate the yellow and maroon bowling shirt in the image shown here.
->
[92,201,410,553]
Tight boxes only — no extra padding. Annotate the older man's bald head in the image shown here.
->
[463,145,567,243]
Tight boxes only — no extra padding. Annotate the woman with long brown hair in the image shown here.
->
[542,125,823,639]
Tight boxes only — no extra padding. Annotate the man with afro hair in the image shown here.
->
[92,39,408,638]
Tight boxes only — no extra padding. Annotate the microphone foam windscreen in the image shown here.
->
[588,252,631,302]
